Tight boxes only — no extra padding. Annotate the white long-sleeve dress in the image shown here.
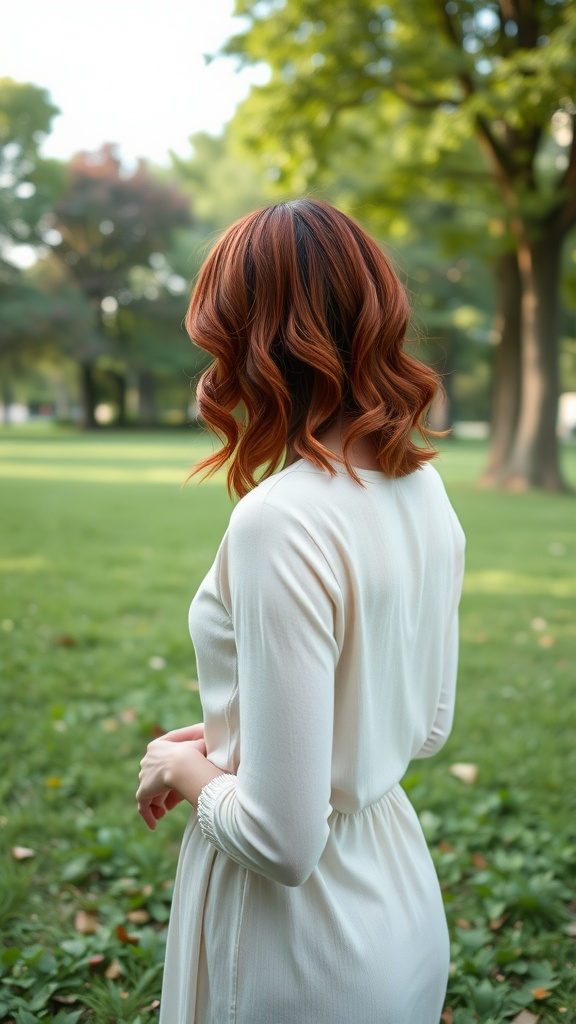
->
[159,457,465,1024]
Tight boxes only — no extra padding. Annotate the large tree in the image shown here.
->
[0,79,64,260]
[0,79,69,419]
[51,144,193,427]
[225,0,576,489]
[0,269,99,413]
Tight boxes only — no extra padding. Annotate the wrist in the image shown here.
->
[163,742,199,794]
[163,742,226,809]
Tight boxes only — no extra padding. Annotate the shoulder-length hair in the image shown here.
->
[186,199,441,498]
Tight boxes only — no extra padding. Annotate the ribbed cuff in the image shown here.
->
[197,773,237,847]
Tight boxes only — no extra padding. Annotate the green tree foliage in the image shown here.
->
[225,0,576,489]
[0,79,75,418]
[0,268,97,364]
[0,78,65,264]
[0,271,97,418]
[171,130,272,233]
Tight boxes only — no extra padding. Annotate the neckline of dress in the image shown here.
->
[290,457,387,481]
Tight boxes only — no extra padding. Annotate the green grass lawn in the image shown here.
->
[1,429,575,1024]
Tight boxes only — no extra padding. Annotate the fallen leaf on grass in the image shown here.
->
[565,921,576,938]
[120,707,137,724]
[75,909,99,934]
[116,924,139,944]
[512,1012,539,1024]
[105,958,122,979]
[88,955,105,968]
[101,718,119,732]
[490,914,508,931]
[456,919,472,930]
[538,635,554,648]
[55,634,76,646]
[449,763,479,784]
[530,988,551,1000]
[471,852,489,869]
[441,1010,454,1024]
[140,1001,160,1013]
[127,909,150,924]
[53,994,78,1005]
[11,846,36,860]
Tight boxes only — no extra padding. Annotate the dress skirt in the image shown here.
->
[160,784,450,1024]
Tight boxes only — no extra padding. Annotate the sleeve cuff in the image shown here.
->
[197,772,237,847]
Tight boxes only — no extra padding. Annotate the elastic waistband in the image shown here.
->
[330,781,404,817]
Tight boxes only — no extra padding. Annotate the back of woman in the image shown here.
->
[137,199,465,1024]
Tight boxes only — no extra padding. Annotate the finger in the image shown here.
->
[164,789,185,810]
[162,723,204,743]
[137,802,157,830]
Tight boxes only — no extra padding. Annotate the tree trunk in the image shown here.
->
[137,369,157,424]
[481,251,522,484]
[108,370,127,425]
[0,369,13,425]
[498,227,567,491]
[80,363,98,430]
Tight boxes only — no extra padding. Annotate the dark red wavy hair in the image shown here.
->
[186,199,440,498]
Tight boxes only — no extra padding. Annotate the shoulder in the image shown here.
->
[404,460,445,491]
[224,464,349,592]
[218,465,342,606]
[228,462,329,539]
[417,463,466,548]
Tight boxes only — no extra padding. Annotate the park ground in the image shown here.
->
[0,429,575,1024]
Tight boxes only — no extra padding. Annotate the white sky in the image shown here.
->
[1,0,268,166]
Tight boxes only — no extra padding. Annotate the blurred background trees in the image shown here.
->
[1,0,576,490]
[225,0,576,489]
[50,145,195,427]
[0,85,211,430]
[0,79,72,414]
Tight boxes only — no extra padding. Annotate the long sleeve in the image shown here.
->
[196,494,340,887]
[412,525,465,760]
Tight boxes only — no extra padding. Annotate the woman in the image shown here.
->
[137,199,465,1024]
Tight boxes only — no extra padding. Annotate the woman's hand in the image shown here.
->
[161,722,205,747]
[136,724,226,831]
[137,737,199,830]
[136,723,207,828]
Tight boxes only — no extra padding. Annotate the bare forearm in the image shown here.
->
[137,734,228,830]
[165,744,227,810]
